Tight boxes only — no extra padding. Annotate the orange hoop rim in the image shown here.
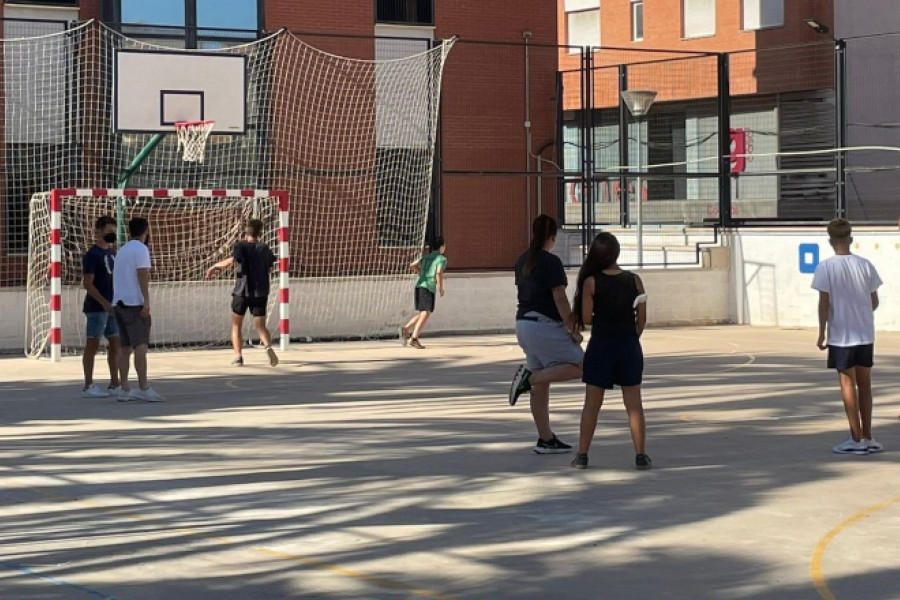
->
[174,120,215,129]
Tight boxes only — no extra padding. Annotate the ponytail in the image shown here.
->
[523,214,558,277]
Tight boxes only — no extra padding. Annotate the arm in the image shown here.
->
[580,277,595,329]
[138,268,151,318]
[82,274,113,314]
[817,291,829,350]
[553,284,583,343]
[206,256,235,279]
[436,266,445,297]
[634,275,647,337]
[872,291,879,311]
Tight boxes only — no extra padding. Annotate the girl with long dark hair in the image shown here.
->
[509,215,584,454]
[570,232,651,470]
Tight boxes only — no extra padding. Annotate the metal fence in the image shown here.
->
[1,19,899,276]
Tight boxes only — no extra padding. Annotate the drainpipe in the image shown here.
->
[524,29,533,240]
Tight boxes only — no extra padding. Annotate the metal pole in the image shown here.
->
[636,117,643,267]
[618,65,629,228]
[834,39,847,218]
[717,53,733,227]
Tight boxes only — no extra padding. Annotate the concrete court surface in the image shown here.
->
[0,326,898,600]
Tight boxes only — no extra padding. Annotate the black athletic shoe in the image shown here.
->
[508,365,532,406]
[533,435,572,454]
[571,453,588,469]
[410,338,425,349]
[635,454,652,470]
[231,357,244,366]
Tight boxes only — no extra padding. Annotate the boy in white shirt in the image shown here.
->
[113,217,163,402]
[811,218,882,455]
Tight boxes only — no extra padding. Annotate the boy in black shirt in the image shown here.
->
[81,215,121,397]
[207,219,279,366]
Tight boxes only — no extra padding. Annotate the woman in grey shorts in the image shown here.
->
[509,215,584,454]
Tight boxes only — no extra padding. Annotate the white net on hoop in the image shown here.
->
[175,120,215,163]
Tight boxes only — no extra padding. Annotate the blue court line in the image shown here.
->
[0,560,121,600]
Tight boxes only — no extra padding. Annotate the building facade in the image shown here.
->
[557,0,838,225]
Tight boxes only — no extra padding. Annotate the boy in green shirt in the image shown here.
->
[400,237,447,349]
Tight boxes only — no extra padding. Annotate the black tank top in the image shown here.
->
[591,271,639,337]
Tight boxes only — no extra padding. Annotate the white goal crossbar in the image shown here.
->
[41,188,290,362]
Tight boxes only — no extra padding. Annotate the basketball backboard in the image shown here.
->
[114,49,247,134]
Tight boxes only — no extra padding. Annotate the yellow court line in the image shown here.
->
[810,495,900,600]
[1,474,457,600]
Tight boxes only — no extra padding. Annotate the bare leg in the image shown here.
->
[621,385,646,455]
[231,314,244,357]
[253,316,273,348]
[577,385,605,454]
[838,368,863,441]
[106,337,121,387]
[404,313,420,331]
[530,383,553,441]
[529,362,582,386]
[412,311,430,338]
[82,338,101,388]
[856,366,874,439]
[134,344,149,390]
[119,346,133,392]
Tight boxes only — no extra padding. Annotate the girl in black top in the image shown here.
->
[569,232,651,470]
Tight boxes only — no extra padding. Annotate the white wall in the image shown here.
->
[0,254,730,354]
[727,228,900,331]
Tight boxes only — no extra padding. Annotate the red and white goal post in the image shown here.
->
[26,188,290,361]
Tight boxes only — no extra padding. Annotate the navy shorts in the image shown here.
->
[827,344,874,370]
[583,335,643,389]
[415,287,436,312]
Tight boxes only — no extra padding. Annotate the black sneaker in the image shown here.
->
[533,435,572,454]
[635,453,652,470]
[410,338,425,349]
[508,365,532,406]
[571,453,588,469]
[231,356,244,366]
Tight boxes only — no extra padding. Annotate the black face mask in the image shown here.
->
[103,233,117,244]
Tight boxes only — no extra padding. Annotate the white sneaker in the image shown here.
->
[832,436,869,455]
[863,438,884,453]
[132,387,165,402]
[81,383,109,398]
[117,388,138,402]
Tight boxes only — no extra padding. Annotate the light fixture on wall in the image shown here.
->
[804,18,830,34]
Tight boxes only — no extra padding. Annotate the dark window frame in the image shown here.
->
[375,0,434,26]
[4,1,78,6]
[103,0,264,48]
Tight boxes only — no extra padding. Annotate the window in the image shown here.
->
[683,0,715,38]
[105,0,262,48]
[632,0,644,41]
[376,0,433,26]
[565,0,600,52]
[743,0,783,30]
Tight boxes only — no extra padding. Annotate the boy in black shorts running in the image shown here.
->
[400,237,447,349]
[207,219,279,366]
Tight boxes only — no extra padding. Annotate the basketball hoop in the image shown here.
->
[174,120,215,163]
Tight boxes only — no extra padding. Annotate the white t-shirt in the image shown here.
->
[811,254,882,347]
[113,240,151,306]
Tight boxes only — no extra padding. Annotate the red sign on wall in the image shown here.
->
[730,128,751,174]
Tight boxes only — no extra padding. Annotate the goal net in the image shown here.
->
[26,189,289,360]
[2,22,455,354]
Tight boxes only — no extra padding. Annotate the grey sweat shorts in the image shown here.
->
[515,311,584,370]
